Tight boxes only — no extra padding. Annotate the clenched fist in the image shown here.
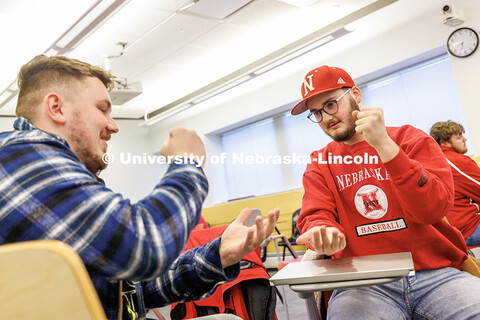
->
[160,128,206,167]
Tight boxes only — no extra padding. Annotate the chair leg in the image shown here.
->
[282,243,297,260]
[261,246,267,262]
[151,308,166,320]
[275,287,284,304]
[320,292,327,320]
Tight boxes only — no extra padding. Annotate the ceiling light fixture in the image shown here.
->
[276,0,322,8]
[142,103,194,127]
[182,0,252,20]
[252,35,334,76]
[53,0,130,53]
[139,27,350,127]
[0,0,130,111]
[191,75,253,105]
[0,80,18,109]
[140,0,398,127]
[178,0,200,12]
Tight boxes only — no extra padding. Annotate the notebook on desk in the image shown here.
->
[269,252,415,286]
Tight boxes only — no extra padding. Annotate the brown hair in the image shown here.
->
[16,55,114,120]
[429,120,465,145]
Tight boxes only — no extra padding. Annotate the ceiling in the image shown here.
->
[0,0,438,121]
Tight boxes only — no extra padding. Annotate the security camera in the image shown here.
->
[442,4,464,27]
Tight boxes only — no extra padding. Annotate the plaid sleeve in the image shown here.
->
[141,237,240,308]
[0,140,208,281]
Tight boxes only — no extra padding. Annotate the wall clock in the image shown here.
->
[447,27,479,58]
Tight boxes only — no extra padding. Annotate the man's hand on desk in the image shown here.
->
[219,208,280,268]
[296,226,346,256]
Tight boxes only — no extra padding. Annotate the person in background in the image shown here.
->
[291,65,480,319]
[430,120,480,247]
[0,54,279,320]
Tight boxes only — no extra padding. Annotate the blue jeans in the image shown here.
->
[327,268,480,320]
[466,222,480,247]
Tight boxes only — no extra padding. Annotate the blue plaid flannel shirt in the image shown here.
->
[0,117,239,320]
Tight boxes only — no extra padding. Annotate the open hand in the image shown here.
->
[219,208,280,268]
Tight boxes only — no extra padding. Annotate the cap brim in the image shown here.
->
[290,85,352,116]
[291,100,307,115]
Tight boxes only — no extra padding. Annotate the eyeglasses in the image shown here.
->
[307,88,351,123]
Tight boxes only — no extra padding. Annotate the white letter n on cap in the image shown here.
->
[303,74,314,96]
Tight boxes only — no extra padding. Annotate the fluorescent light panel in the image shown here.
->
[276,0,322,8]
[142,103,194,127]
[253,35,335,76]
[0,91,12,106]
[0,80,18,109]
[8,81,18,92]
[184,0,252,19]
[142,0,399,126]
[55,0,111,48]
[142,27,352,126]
[54,0,128,52]
[192,75,253,104]
[178,0,198,12]
[0,0,129,111]
[253,26,352,76]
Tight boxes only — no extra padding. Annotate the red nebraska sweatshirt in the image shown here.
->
[298,125,467,271]
[442,145,480,239]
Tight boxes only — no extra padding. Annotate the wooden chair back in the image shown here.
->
[0,240,107,320]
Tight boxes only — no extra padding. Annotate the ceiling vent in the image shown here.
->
[275,0,322,8]
[182,0,252,19]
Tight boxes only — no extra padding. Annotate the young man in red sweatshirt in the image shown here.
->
[430,120,480,247]
[291,65,480,319]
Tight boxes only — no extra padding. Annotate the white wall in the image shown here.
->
[447,0,480,155]
[143,0,480,206]
[0,118,15,131]
[99,119,167,202]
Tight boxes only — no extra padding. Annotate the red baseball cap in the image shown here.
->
[291,65,355,115]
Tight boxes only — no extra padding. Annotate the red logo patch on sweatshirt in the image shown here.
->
[354,185,388,219]
[418,172,428,187]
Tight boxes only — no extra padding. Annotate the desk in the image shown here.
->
[270,252,415,320]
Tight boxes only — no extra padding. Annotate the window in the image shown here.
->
[221,118,285,200]
[360,55,473,151]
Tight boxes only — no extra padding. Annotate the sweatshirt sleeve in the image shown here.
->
[382,127,454,224]
[298,151,345,235]
[447,155,480,204]
[142,237,240,308]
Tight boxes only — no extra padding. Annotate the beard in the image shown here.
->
[452,144,468,154]
[326,97,360,142]
[68,130,107,175]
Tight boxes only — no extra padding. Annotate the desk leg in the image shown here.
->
[297,292,321,320]
[279,285,290,320]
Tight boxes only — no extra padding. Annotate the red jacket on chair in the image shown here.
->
[170,225,276,320]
